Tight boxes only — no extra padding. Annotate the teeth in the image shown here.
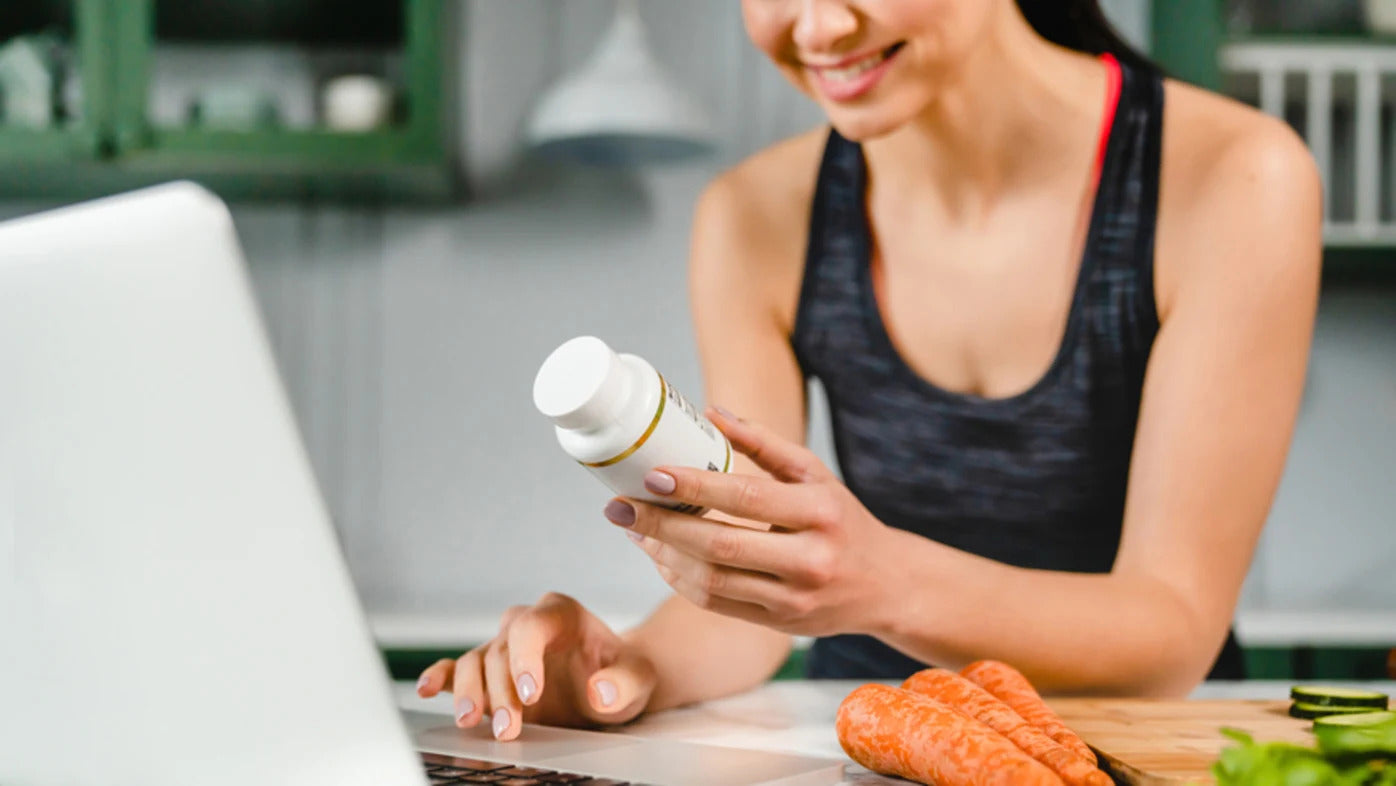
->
[819,50,889,83]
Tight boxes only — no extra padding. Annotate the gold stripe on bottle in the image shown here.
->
[721,438,732,472]
[581,371,667,468]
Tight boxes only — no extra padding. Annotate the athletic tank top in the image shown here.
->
[791,56,1246,680]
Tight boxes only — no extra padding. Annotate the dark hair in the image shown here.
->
[1014,0,1157,74]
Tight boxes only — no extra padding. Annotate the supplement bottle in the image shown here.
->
[533,336,731,514]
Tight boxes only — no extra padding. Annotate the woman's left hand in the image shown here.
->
[601,408,899,638]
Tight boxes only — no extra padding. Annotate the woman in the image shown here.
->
[420,0,1321,741]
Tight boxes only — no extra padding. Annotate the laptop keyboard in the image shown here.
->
[420,752,636,785]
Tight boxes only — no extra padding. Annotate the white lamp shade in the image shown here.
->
[527,1,715,165]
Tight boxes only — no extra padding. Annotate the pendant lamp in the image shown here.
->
[526,0,716,166]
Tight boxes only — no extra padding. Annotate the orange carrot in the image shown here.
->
[836,684,1064,786]
[960,660,1097,765]
[902,669,1110,786]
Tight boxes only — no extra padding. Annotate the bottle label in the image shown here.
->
[666,375,721,445]
[581,372,731,514]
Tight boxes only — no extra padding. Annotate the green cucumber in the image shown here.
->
[1288,702,1382,720]
[1312,711,1396,757]
[1290,686,1391,709]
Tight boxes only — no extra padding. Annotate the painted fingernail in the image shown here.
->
[644,470,676,495]
[604,499,636,527]
[516,673,537,704]
[416,673,430,692]
[626,530,644,544]
[596,679,618,708]
[492,707,512,739]
[714,406,741,422]
[454,697,474,722]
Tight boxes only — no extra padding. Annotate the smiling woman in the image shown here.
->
[418,0,1323,741]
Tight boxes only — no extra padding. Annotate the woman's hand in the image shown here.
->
[416,592,657,740]
[602,408,898,638]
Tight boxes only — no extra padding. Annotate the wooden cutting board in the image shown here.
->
[1045,699,1313,785]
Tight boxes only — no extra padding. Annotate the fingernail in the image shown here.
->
[492,707,512,739]
[626,530,644,544]
[714,406,741,422]
[644,470,676,495]
[516,673,537,704]
[454,697,474,722]
[596,679,618,708]
[604,499,636,527]
[416,673,430,692]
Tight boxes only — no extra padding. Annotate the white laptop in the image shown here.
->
[0,183,846,786]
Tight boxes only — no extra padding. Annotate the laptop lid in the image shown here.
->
[0,184,426,786]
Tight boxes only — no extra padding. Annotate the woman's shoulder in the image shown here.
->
[689,126,831,325]
[696,125,830,241]
[1160,78,1318,195]
[1155,79,1322,315]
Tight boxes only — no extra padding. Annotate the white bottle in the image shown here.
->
[533,336,731,513]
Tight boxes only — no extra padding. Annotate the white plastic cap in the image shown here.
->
[533,336,631,431]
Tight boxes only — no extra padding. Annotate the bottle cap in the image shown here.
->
[533,336,631,430]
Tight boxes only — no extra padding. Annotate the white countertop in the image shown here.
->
[371,610,1396,649]
[394,679,1396,784]
[398,680,861,761]
[397,680,892,784]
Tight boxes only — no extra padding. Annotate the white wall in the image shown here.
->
[1101,0,1150,47]
[1241,289,1396,612]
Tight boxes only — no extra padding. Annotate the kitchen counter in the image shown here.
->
[372,611,1396,649]
[395,679,1396,785]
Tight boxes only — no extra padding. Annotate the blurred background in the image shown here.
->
[1,0,1391,681]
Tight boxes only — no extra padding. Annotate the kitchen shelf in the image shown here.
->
[151,0,404,47]
[0,125,100,159]
[0,0,110,165]
[0,0,459,203]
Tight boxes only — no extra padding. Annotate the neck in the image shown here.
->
[864,7,1109,218]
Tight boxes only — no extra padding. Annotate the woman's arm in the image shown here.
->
[618,110,1322,698]
[623,150,819,710]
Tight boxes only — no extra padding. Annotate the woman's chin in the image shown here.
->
[826,109,913,143]
[817,88,925,143]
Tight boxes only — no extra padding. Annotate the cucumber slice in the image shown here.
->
[1290,685,1391,709]
[1315,710,1396,728]
[1313,711,1396,757]
[1289,702,1382,720]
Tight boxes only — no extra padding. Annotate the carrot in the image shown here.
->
[836,684,1064,786]
[902,669,1110,786]
[960,660,1097,765]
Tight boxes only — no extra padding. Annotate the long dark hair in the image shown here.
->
[1014,0,1157,73]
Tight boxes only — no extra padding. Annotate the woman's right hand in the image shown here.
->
[415,592,658,741]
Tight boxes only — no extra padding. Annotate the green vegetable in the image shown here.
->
[1293,704,1385,721]
[1292,687,1391,710]
[1315,713,1396,758]
[1213,726,1395,786]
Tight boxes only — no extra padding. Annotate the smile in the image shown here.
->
[806,42,905,101]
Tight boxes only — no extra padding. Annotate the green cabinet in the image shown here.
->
[1152,0,1225,89]
[0,0,458,202]
[0,0,109,162]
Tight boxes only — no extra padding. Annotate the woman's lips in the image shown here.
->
[806,43,904,102]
